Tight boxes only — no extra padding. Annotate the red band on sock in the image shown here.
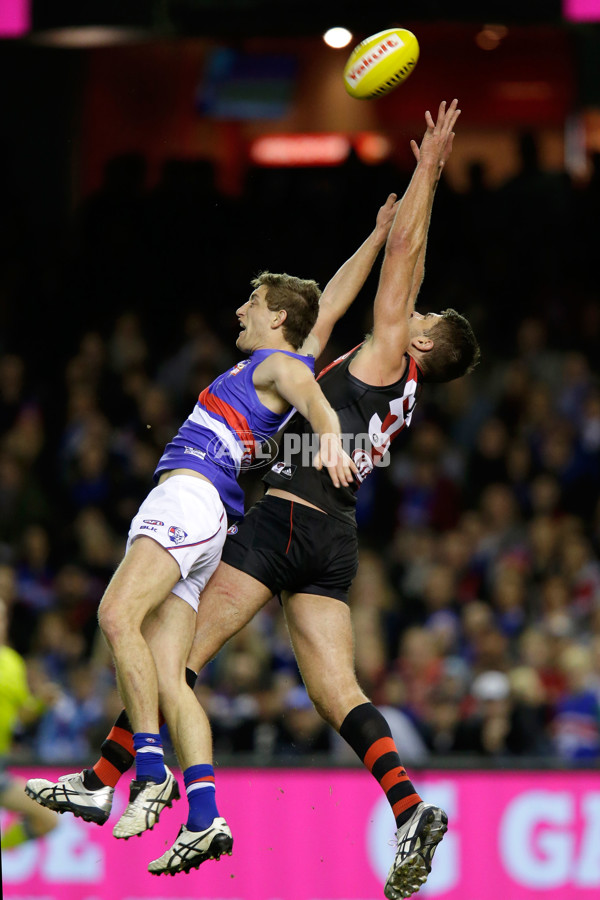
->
[363,737,396,772]
[93,757,122,789]
[107,725,135,756]
[392,793,422,819]
[380,767,409,793]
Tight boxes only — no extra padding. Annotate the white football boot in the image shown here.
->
[148,818,233,876]
[25,771,114,825]
[112,766,180,839]
[384,802,448,899]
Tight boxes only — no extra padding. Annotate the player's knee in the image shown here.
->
[97,600,128,646]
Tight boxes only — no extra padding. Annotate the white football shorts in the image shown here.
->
[127,474,227,612]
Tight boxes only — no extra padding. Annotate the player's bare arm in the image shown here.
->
[253,352,356,488]
[351,99,460,385]
[301,193,399,359]
[406,123,456,312]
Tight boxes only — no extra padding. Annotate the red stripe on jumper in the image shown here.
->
[317,342,364,381]
[198,387,254,453]
[371,357,420,466]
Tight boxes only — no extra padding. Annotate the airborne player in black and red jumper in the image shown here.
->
[28,100,479,898]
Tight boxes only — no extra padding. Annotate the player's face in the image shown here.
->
[408,310,442,340]
[236,285,272,352]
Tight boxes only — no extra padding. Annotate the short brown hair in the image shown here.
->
[419,308,480,383]
[252,272,321,350]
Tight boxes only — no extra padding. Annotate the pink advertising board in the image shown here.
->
[3,767,600,899]
[0,0,29,36]
[563,0,600,20]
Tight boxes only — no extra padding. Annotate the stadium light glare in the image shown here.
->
[323,27,353,49]
[30,25,150,46]
[475,23,508,51]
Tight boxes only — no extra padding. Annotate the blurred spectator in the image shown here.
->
[15,525,56,614]
[31,661,106,763]
[394,627,443,721]
[551,644,600,762]
[275,685,331,756]
[452,669,547,757]
[490,564,527,642]
[201,650,263,754]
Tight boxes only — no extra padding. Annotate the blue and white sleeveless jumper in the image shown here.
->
[155,349,315,518]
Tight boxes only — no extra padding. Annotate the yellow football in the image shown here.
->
[343,28,420,100]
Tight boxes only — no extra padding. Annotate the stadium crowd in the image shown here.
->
[1,133,600,767]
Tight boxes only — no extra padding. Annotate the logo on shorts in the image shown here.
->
[271,461,296,479]
[227,524,238,535]
[168,526,188,544]
[143,519,164,526]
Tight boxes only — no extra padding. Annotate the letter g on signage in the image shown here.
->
[500,791,574,888]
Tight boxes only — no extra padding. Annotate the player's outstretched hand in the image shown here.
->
[411,99,460,180]
[314,434,358,488]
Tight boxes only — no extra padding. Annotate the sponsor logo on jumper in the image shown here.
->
[227,524,239,535]
[168,525,188,544]
[271,461,296,479]
[184,445,206,460]
[140,525,158,532]
[229,359,252,376]
[143,519,164,526]
[346,36,402,84]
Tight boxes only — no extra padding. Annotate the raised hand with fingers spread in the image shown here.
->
[410,98,461,180]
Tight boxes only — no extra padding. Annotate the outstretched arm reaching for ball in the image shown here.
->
[350,99,461,384]
[300,193,400,360]
[405,122,456,314]
[300,105,457,365]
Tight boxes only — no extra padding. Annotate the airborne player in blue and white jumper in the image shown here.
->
[25,273,355,841]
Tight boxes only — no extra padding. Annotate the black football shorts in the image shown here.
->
[221,493,359,603]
